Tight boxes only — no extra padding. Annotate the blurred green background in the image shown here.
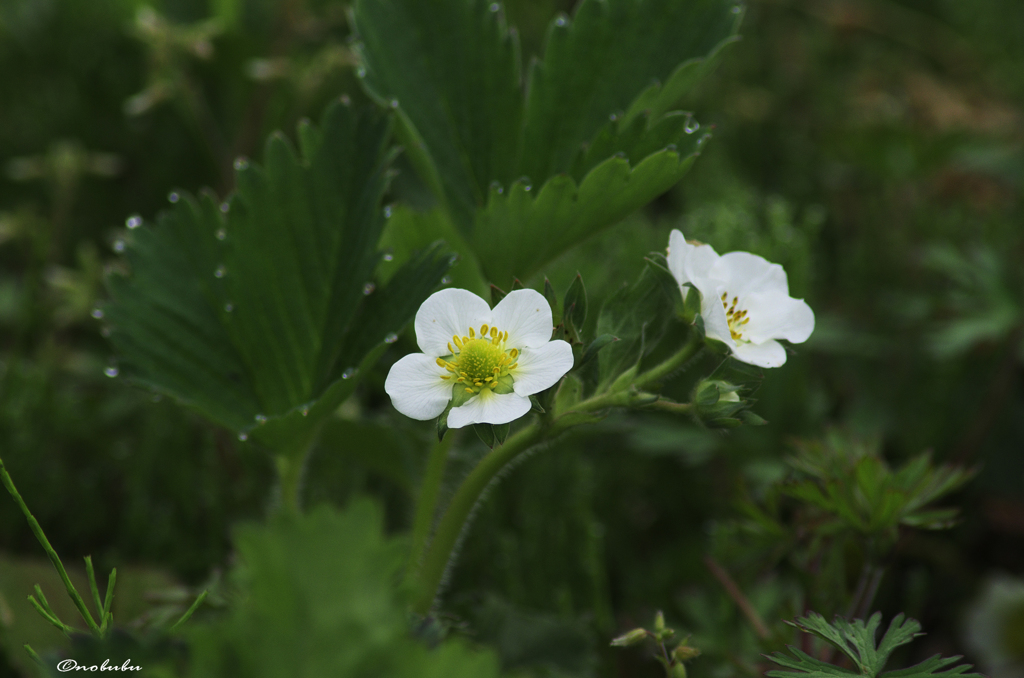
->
[1,0,1022,676]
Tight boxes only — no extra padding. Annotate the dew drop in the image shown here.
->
[489,2,500,11]
[340,94,352,105]
[362,282,376,295]
[219,202,230,213]
[224,302,234,312]
[383,205,393,218]
[168,191,180,203]
[665,143,678,152]
[216,228,227,241]
[489,180,503,194]
[255,414,267,424]
[233,157,249,171]
[731,4,742,13]
[609,112,618,122]
[341,367,357,379]
[104,366,119,378]
[389,99,399,109]
[125,214,142,229]
[684,118,700,134]
[441,275,453,284]
[113,239,126,253]
[523,184,532,192]
[384,332,398,344]
[301,406,310,416]
[382,249,394,262]
[214,265,226,278]
[91,308,104,320]
[555,15,567,26]
[238,432,248,442]
[356,66,367,78]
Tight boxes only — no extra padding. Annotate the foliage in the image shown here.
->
[188,499,501,677]
[767,613,982,678]
[104,102,452,455]
[353,0,741,284]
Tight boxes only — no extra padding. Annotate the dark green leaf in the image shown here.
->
[563,273,587,340]
[105,103,452,454]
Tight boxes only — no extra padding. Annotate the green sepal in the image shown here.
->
[529,395,546,414]
[493,422,510,445]
[473,424,496,449]
[511,278,524,291]
[740,410,768,426]
[563,273,588,342]
[683,283,702,323]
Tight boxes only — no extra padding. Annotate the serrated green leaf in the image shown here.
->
[105,103,452,454]
[767,613,979,678]
[187,500,501,677]
[353,0,741,282]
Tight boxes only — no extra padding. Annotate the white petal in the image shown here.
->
[490,289,554,349]
[666,229,719,301]
[447,390,532,428]
[699,284,737,348]
[731,339,787,368]
[742,292,815,344]
[414,288,492,356]
[709,251,789,298]
[511,340,574,396]
[384,353,454,420]
[667,229,688,288]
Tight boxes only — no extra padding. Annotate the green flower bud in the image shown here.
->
[671,662,688,678]
[673,643,701,662]
[610,628,648,647]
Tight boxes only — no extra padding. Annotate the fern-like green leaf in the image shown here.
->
[767,613,983,678]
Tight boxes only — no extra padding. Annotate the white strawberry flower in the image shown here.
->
[666,229,815,368]
[385,288,574,429]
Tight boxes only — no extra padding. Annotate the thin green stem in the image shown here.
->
[406,435,453,585]
[412,423,544,613]
[23,644,43,666]
[169,590,208,632]
[85,556,103,624]
[28,595,70,634]
[101,568,117,633]
[0,454,101,634]
[634,338,703,390]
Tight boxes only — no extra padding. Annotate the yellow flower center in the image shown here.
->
[721,292,751,342]
[435,324,519,394]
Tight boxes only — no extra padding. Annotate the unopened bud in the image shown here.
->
[654,610,666,633]
[673,644,701,662]
[671,662,688,678]
[610,628,648,647]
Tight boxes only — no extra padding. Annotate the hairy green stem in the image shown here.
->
[0,454,101,634]
[633,338,703,390]
[406,435,453,585]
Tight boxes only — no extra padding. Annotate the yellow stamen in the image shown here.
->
[490,327,498,339]
[469,327,475,338]
[509,362,518,370]
[465,388,474,393]
[453,335,463,349]
[510,348,519,359]
[448,341,455,354]
[480,324,489,335]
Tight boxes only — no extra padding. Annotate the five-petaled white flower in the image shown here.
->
[385,288,574,428]
[667,229,815,368]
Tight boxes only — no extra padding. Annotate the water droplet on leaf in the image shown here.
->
[382,249,394,262]
[489,2,500,11]
[255,414,267,424]
[389,99,399,109]
[224,302,234,312]
[684,118,700,134]
[219,202,230,213]
[113,239,126,253]
[341,367,357,379]
[233,157,249,170]
[384,332,398,344]
[555,15,567,26]
[441,275,453,284]
[216,228,227,241]
[362,282,376,295]
[238,432,248,441]
[91,308,104,319]
[125,215,142,229]
[214,265,226,278]
[104,366,119,378]
[168,192,179,203]
[383,205,393,218]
